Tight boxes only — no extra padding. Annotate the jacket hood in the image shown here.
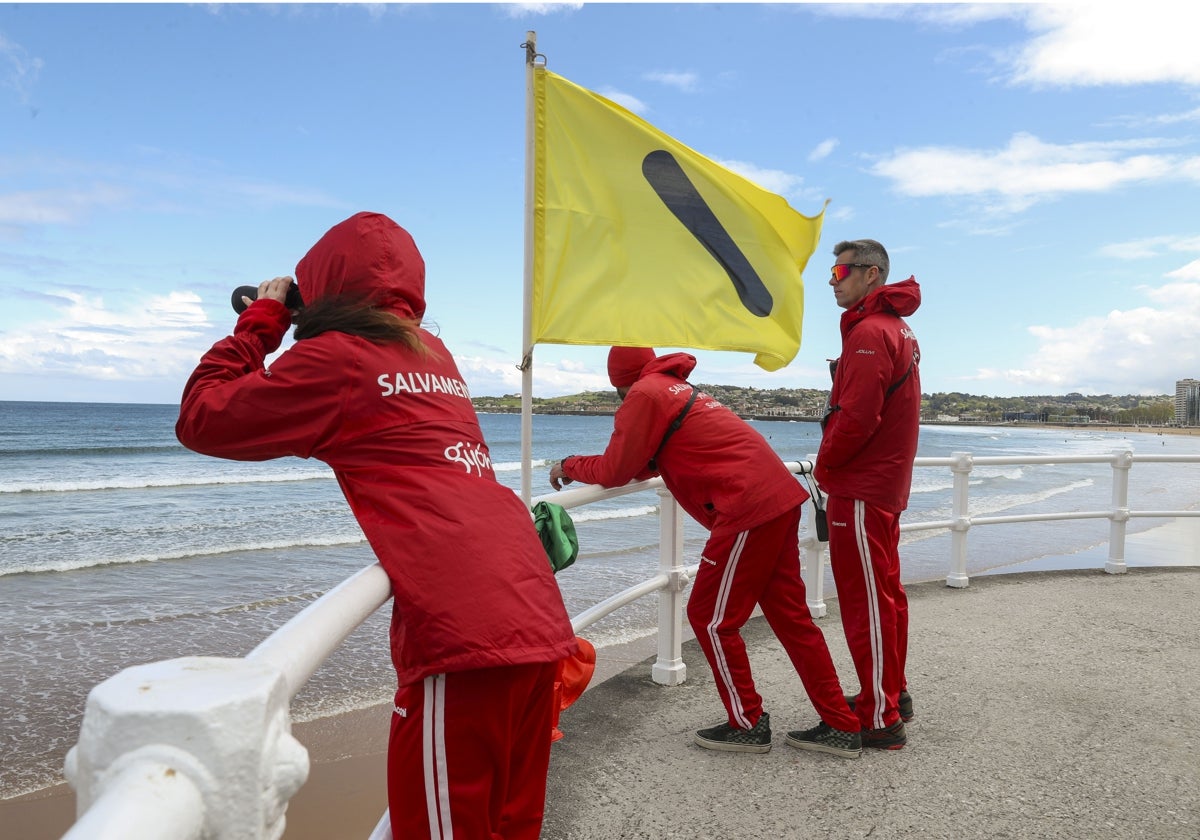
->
[295,212,426,319]
[640,352,697,381]
[608,346,658,388]
[866,276,921,318]
[842,276,921,334]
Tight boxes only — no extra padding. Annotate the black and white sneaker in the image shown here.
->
[693,712,772,753]
[785,722,862,759]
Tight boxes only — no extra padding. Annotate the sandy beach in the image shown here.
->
[0,703,392,840]
[1065,423,1197,436]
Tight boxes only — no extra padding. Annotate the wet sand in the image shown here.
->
[1,703,391,840]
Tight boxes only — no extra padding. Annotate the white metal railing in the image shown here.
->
[61,447,1200,839]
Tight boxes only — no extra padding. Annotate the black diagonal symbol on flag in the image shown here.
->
[641,149,774,317]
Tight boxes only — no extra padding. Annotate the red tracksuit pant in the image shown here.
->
[388,661,557,840]
[826,495,909,730]
[686,505,859,733]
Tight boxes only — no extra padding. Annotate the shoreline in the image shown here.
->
[0,703,394,840]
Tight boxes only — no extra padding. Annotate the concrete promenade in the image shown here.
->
[542,566,1200,840]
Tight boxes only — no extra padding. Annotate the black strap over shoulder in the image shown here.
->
[825,347,916,430]
[649,387,698,471]
[885,348,920,398]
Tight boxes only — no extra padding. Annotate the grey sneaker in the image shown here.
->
[785,722,862,759]
[693,712,772,753]
[846,690,914,722]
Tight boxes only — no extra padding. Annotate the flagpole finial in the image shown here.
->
[521,32,545,67]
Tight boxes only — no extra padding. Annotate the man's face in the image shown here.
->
[616,386,631,401]
[829,254,880,310]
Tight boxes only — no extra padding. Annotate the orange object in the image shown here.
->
[550,637,597,741]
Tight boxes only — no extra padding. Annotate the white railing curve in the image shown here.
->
[60,446,1200,839]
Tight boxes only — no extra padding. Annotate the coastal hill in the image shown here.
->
[473,386,1177,426]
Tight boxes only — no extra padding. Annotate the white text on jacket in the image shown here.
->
[445,441,492,476]
[378,371,472,400]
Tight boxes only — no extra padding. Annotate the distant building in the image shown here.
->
[1175,379,1200,426]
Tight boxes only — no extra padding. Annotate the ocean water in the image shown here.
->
[3,400,1200,798]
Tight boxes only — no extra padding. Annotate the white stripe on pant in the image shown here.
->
[422,674,454,840]
[852,499,886,731]
[705,530,751,729]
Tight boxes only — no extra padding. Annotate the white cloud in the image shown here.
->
[1011,4,1200,88]
[0,290,214,381]
[1106,105,1200,129]
[503,2,584,18]
[0,155,344,230]
[644,71,699,93]
[597,88,648,115]
[1099,236,1182,261]
[712,158,808,198]
[974,284,1200,394]
[0,185,134,225]
[828,203,855,222]
[0,33,43,107]
[809,138,838,162]
[822,4,1200,108]
[1100,235,1200,261]
[455,354,610,398]
[872,132,1191,213]
[1166,259,1200,281]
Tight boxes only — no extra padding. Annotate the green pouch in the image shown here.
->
[532,500,579,573]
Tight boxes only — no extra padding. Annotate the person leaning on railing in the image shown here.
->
[550,346,863,759]
[176,211,577,840]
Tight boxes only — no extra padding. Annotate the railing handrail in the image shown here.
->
[62,447,1200,839]
[247,563,392,701]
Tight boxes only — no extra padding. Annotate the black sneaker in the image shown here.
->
[784,722,862,759]
[693,712,772,753]
[846,690,914,722]
[862,719,907,750]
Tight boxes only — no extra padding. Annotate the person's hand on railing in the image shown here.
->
[549,459,575,491]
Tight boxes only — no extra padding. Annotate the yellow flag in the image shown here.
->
[532,67,825,371]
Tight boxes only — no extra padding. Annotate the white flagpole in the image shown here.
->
[519,31,538,506]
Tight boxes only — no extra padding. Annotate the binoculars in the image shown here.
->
[231,282,304,315]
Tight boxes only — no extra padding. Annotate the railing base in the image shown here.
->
[652,660,687,686]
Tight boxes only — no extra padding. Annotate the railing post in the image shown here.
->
[652,488,688,686]
[801,456,827,618]
[1106,448,1133,575]
[946,451,973,588]
[64,656,309,840]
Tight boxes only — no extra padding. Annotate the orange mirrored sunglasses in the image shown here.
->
[830,263,873,282]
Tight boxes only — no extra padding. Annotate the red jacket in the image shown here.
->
[562,353,807,537]
[177,213,575,685]
[815,277,922,513]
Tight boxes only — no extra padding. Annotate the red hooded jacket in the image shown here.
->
[177,212,576,685]
[815,277,922,513]
[561,353,807,536]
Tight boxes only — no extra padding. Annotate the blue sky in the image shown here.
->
[2,2,1199,405]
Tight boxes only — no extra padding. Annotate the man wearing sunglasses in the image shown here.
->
[807,239,922,752]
